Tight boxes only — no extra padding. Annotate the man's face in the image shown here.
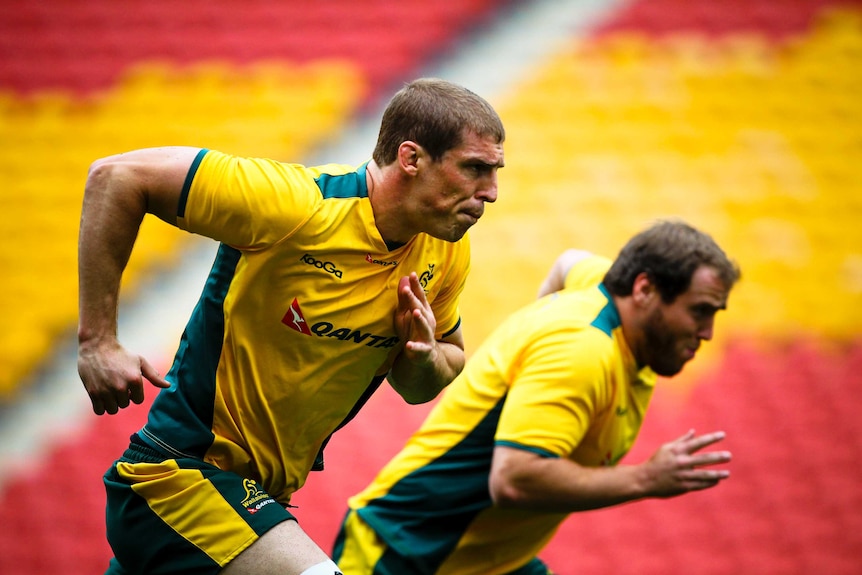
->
[410,130,504,242]
[641,265,730,376]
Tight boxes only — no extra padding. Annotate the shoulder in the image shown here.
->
[562,253,612,292]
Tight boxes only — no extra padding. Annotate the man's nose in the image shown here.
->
[477,174,498,203]
[698,318,715,341]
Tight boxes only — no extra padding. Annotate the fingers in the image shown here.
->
[677,431,731,466]
[397,273,436,347]
[403,308,437,359]
[647,430,733,497]
[689,450,732,469]
[407,272,426,300]
[398,273,428,308]
[129,382,145,406]
[672,429,697,443]
[141,358,171,389]
[93,392,119,416]
[91,396,106,416]
[116,383,133,410]
[91,378,137,415]
[87,382,122,415]
[672,430,726,454]
[409,307,434,337]
[83,354,170,415]
[679,469,731,491]
[679,431,732,486]
[687,430,727,452]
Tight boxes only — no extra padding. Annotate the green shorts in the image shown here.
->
[333,509,551,575]
[103,436,295,575]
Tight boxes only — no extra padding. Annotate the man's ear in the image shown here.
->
[397,141,421,175]
[631,272,657,308]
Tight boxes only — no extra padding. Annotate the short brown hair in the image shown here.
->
[603,220,740,302]
[372,78,505,165]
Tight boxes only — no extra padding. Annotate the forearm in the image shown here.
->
[78,148,194,345]
[78,160,148,346]
[494,430,734,513]
[387,340,465,404]
[491,449,650,513]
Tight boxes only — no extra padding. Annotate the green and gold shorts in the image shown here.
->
[102,437,295,575]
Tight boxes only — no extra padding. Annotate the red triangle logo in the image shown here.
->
[281,298,311,335]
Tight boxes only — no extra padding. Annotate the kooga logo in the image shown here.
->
[300,253,342,278]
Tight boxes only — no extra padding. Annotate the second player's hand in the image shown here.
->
[642,430,732,497]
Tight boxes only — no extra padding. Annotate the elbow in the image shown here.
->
[397,386,441,405]
[84,156,121,198]
[388,372,448,405]
[87,155,119,180]
[488,476,531,509]
[88,156,112,174]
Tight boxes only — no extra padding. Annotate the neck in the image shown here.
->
[614,295,644,367]
[366,160,412,245]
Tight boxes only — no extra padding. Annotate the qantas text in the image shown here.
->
[308,322,399,348]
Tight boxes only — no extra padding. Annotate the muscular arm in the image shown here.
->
[489,430,731,513]
[77,146,202,414]
[387,273,466,404]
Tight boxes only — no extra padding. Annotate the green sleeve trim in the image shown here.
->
[495,440,559,459]
[177,148,209,218]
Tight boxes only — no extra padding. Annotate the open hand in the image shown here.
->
[394,272,438,363]
[643,429,732,497]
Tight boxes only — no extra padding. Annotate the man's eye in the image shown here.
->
[692,306,714,319]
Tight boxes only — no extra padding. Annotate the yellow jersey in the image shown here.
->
[138,149,470,504]
[344,256,656,574]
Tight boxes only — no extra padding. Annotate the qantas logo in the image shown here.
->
[366,254,398,267]
[281,298,399,349]
[282,299,312,335]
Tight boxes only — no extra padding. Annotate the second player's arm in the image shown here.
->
[536,249,594,298]
[489,430,732,513]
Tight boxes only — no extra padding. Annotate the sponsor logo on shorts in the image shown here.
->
[240,478,276,515]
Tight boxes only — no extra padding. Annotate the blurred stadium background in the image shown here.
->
[1,0,861,573]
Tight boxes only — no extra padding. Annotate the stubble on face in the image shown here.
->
[640,266,730,377]
[641,306,687,377]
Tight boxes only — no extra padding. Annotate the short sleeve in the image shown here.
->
[563,255,612,292]
[178,150,321,250]
[495,327,612,457]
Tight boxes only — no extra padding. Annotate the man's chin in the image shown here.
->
[653,361,686,377]
[436,226,470,243]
